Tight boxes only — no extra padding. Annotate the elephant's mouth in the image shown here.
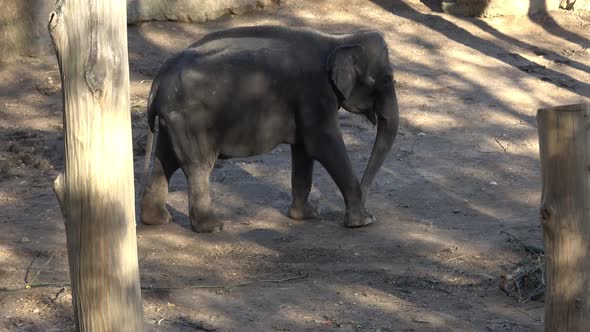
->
[342,101,377,126]
[364,102,378,125]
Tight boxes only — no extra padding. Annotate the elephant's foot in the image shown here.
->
[288,202,320,220]
[141,205,172,225]
[191,216,224,233]
[344,209,375,228]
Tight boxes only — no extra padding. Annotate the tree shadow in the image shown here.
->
[466,18,590,76]
[369,0,590,98]
[5,0,581,329]
[420,0,443,13]
[125,4,551,328]
[528,2,590,50]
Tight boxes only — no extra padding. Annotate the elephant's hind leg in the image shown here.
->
[185,163,223,233]
[141,131,179,225]
[170,127,223,233]
[288,144,319,220]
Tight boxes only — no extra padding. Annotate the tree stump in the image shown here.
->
[48,0,143,330]
[537,103,590,332]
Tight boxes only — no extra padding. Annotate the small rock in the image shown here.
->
[20,154,35,166]
[19,237,30,243]
[417,132,427,136]
[8,143,20,154]
[399,145,413,153]
[33,308,39,314]
[453,209,461,213]
[489,181,498,186]
[35,77,61,96]
[35,159,52,171]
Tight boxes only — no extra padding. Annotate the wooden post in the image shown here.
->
[537,103,590,332]
[48,0,143,331]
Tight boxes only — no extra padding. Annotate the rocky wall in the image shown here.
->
[127,0,279,24]
[440,0,589,17]
[0,0,279,62]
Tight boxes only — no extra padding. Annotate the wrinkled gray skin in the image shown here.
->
[141,25,399,233]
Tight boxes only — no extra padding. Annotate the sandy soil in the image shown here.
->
[1,0,590,331]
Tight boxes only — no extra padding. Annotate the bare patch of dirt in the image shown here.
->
[2,0,590,330]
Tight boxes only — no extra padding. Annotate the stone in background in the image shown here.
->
[441,0,565,17]
[126,0,279,24]
[0,0,280,62]
[0,0,53,61]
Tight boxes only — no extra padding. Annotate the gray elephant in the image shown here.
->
[140,25,399,232]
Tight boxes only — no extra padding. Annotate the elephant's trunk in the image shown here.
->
[360,82,399,203]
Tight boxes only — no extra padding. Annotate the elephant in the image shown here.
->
[140,25,399,233]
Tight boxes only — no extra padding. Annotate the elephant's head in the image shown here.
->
[327,30,400,203]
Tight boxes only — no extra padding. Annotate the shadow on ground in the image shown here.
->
[2,0,590,330]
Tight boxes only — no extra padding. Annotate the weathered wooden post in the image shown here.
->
[537,103,590,331]
[48,0,143,330]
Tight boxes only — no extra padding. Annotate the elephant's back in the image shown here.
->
[184,26,331,75]
[187,25,333,51]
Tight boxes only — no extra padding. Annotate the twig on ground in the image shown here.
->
[495,137,508,153]
[26,254,54,288]
[23,255,39,285]
[1,274,307,293]
[526,303,544,311]
[444,255,465,262]
[410,135,424,154]
[161,316,216,331]
[51,286,67,303]
[142,274,308,290]
[434,286,454,295]
[520,282,545,304]
[251,269,282,279]
[500,231,544,255]
[138,252,151,263]
[500,231,545,303]
[0,283,69,292]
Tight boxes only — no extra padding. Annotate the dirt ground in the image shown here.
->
[1,0,590,331]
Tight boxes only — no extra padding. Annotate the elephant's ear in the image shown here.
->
[328,45,365,100]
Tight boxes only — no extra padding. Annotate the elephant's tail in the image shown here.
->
[142,80,160,194]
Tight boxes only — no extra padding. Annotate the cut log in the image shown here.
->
[537,103,590,332]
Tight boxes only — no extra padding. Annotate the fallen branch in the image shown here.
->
[0,282,69,292]
[142,274,308,290]
[25,254,54,288]
[160,316,216,331]
[0,274,308,293]
[23,255,39,285]
[500,231,544,255]
[494,137,508,153]
[500,231,545,303]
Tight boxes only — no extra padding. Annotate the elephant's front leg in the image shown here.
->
[288,144,319,220]
[305,124,375,228]
[185,164,223,233]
